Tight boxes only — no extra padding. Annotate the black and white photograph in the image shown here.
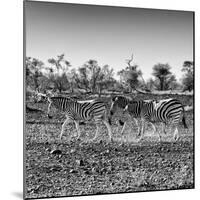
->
[24,1,194,199]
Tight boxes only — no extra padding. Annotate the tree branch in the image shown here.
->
[126,53,134,67]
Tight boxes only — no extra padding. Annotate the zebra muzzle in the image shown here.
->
[119,120,125,126]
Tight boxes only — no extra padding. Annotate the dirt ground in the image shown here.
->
[25,94,194,199]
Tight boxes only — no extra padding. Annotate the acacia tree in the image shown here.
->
[67,68,79,93]
[181,61,194,91]
[117,54,144,92]
[152,63,174,91]
[165,75,180,90]
[47,54,71,93]
[74,61,115,95]
[96,64,115,96]
[146,78,156,91]
[75,66,90,92]
[85,60,102,93]
[182,61,194,74]
[75,60,101,93]
[26,57,44,91]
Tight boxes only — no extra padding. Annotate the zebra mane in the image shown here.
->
[50,96,76,102]
[112,96,118,101]
[112,95,133,102]
[128,100,139,104]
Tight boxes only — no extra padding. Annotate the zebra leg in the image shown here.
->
[133,118,141,137]
[121,122,126,135]
[138,118,146,139]
[139,119,145,140]
[91,123,101,142]
[60,118,70,140]
[136,119,142,138]
[150,122,161,142]
[74,121,81,140]
[117,121,121,134]
[173,127,179,141]
[133,118,138,130]
[162,123,167,135]
[103,120,113,142]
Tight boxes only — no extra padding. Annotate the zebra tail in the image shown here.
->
[182,106,188,129]
[182,115,188,129]
[108,117,112,125]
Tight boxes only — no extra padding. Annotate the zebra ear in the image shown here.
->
[124,105,128,111]
[122,105,128,115]
[113,96,118,101]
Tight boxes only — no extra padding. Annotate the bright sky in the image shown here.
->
[25,1,193,81]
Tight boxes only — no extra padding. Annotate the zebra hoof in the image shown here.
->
[173,132,179,141]
[174,136,179,142]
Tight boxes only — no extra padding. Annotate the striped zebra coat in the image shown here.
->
[124,98,188,141]
[109,96,145,135]
[47,96,112,142]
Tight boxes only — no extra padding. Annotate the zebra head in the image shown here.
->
[109,96,119,116]
[108,96,130,125]
[109,96,130,116]
[34,91,48,103]
[47,96,73,119]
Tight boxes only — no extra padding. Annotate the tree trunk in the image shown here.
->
[160,78,164,91]
[70,83,74,93]
[98,85,103,97]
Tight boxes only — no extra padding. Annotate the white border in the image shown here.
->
[0,0,199,200]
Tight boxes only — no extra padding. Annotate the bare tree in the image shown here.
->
[117,54,145,93]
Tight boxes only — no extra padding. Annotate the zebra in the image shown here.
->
[123,98,188,141]
[46,95,112,142]
[108,96,153,135]
[108,96,142,135]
